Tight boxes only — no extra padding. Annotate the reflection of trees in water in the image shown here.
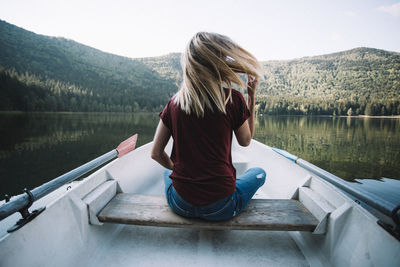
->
[0,112,160,197]
[0,112,159,154]
[2,113,399,197]
[0,129,91,159]
[254,116,400,181]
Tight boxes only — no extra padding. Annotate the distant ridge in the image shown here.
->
[135,47,400,115]
[257,46,400,115]
[0,19,177,112]
[138,53,182,87]
[0,19,399,115]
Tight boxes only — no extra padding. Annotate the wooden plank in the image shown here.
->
[98,193,319,231]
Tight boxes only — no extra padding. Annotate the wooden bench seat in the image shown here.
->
[98,193,319,231]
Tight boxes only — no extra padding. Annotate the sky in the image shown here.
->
[0,0,399,61]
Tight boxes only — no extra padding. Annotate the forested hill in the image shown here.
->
[0,19,399,115]
[138,53,182,87]
[139,49,400,116]
[258,48,400,115]
[0,20,177,112]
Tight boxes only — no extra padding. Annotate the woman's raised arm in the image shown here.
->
[234,75,258,147]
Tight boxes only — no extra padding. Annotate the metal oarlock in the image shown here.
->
[7,188,46,233]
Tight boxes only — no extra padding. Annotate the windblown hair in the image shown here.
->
[175,32,262,117]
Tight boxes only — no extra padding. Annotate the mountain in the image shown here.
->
[0,19,399,115]
[0,19,177,112]
[137,48,400,116]
[258,48,400,115]
[138,53,182,87]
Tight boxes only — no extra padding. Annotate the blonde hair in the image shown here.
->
[175,32,262,117]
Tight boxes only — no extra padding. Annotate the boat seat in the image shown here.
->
[98,193,319,231]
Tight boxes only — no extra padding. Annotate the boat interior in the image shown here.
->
[0,138,399,267]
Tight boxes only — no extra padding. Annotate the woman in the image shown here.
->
[151,32,266,221]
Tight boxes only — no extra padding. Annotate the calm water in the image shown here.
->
[1,112,399,203]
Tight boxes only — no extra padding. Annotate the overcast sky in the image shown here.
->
[1,0,399,61]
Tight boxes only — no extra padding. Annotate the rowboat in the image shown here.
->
[0,134,399,266]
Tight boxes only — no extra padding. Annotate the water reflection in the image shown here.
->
[1,113,399,199]
[0,112,159,197]
[254,116,400,182]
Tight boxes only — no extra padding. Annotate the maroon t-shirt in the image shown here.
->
[160,89,250,206]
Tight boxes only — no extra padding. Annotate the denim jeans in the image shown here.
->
[164,167,266,221]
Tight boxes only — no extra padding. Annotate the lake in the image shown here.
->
[1,112,399,203]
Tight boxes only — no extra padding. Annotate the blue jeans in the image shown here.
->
[164,168,266,221]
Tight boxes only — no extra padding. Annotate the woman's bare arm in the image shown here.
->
[234,75,258,147]
[151,120,174,170]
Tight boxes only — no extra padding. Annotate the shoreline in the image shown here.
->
[352,115,400,119]
[0,110,156,115]
[1,110,400,118]
[257,114,400,119]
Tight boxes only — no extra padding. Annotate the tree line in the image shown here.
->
[0,68,160,112]
[254,96,400,116]
[0,19,399,115]
[254,48,400,116]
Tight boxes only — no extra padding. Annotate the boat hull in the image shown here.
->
[0,138,399,267]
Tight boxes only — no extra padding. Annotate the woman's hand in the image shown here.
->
[247,75,258,97]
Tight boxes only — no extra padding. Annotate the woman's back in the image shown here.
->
[160,89,250,205]
[151,32,265,221]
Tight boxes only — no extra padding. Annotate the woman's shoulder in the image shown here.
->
[231,88,243,97]
[224,88,248,117]
[224,87,243,97]
[228,88,246,104]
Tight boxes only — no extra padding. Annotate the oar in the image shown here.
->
[0,134,138,222]
[272,147,400,239]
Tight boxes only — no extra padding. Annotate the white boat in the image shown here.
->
[0,136,399,267]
